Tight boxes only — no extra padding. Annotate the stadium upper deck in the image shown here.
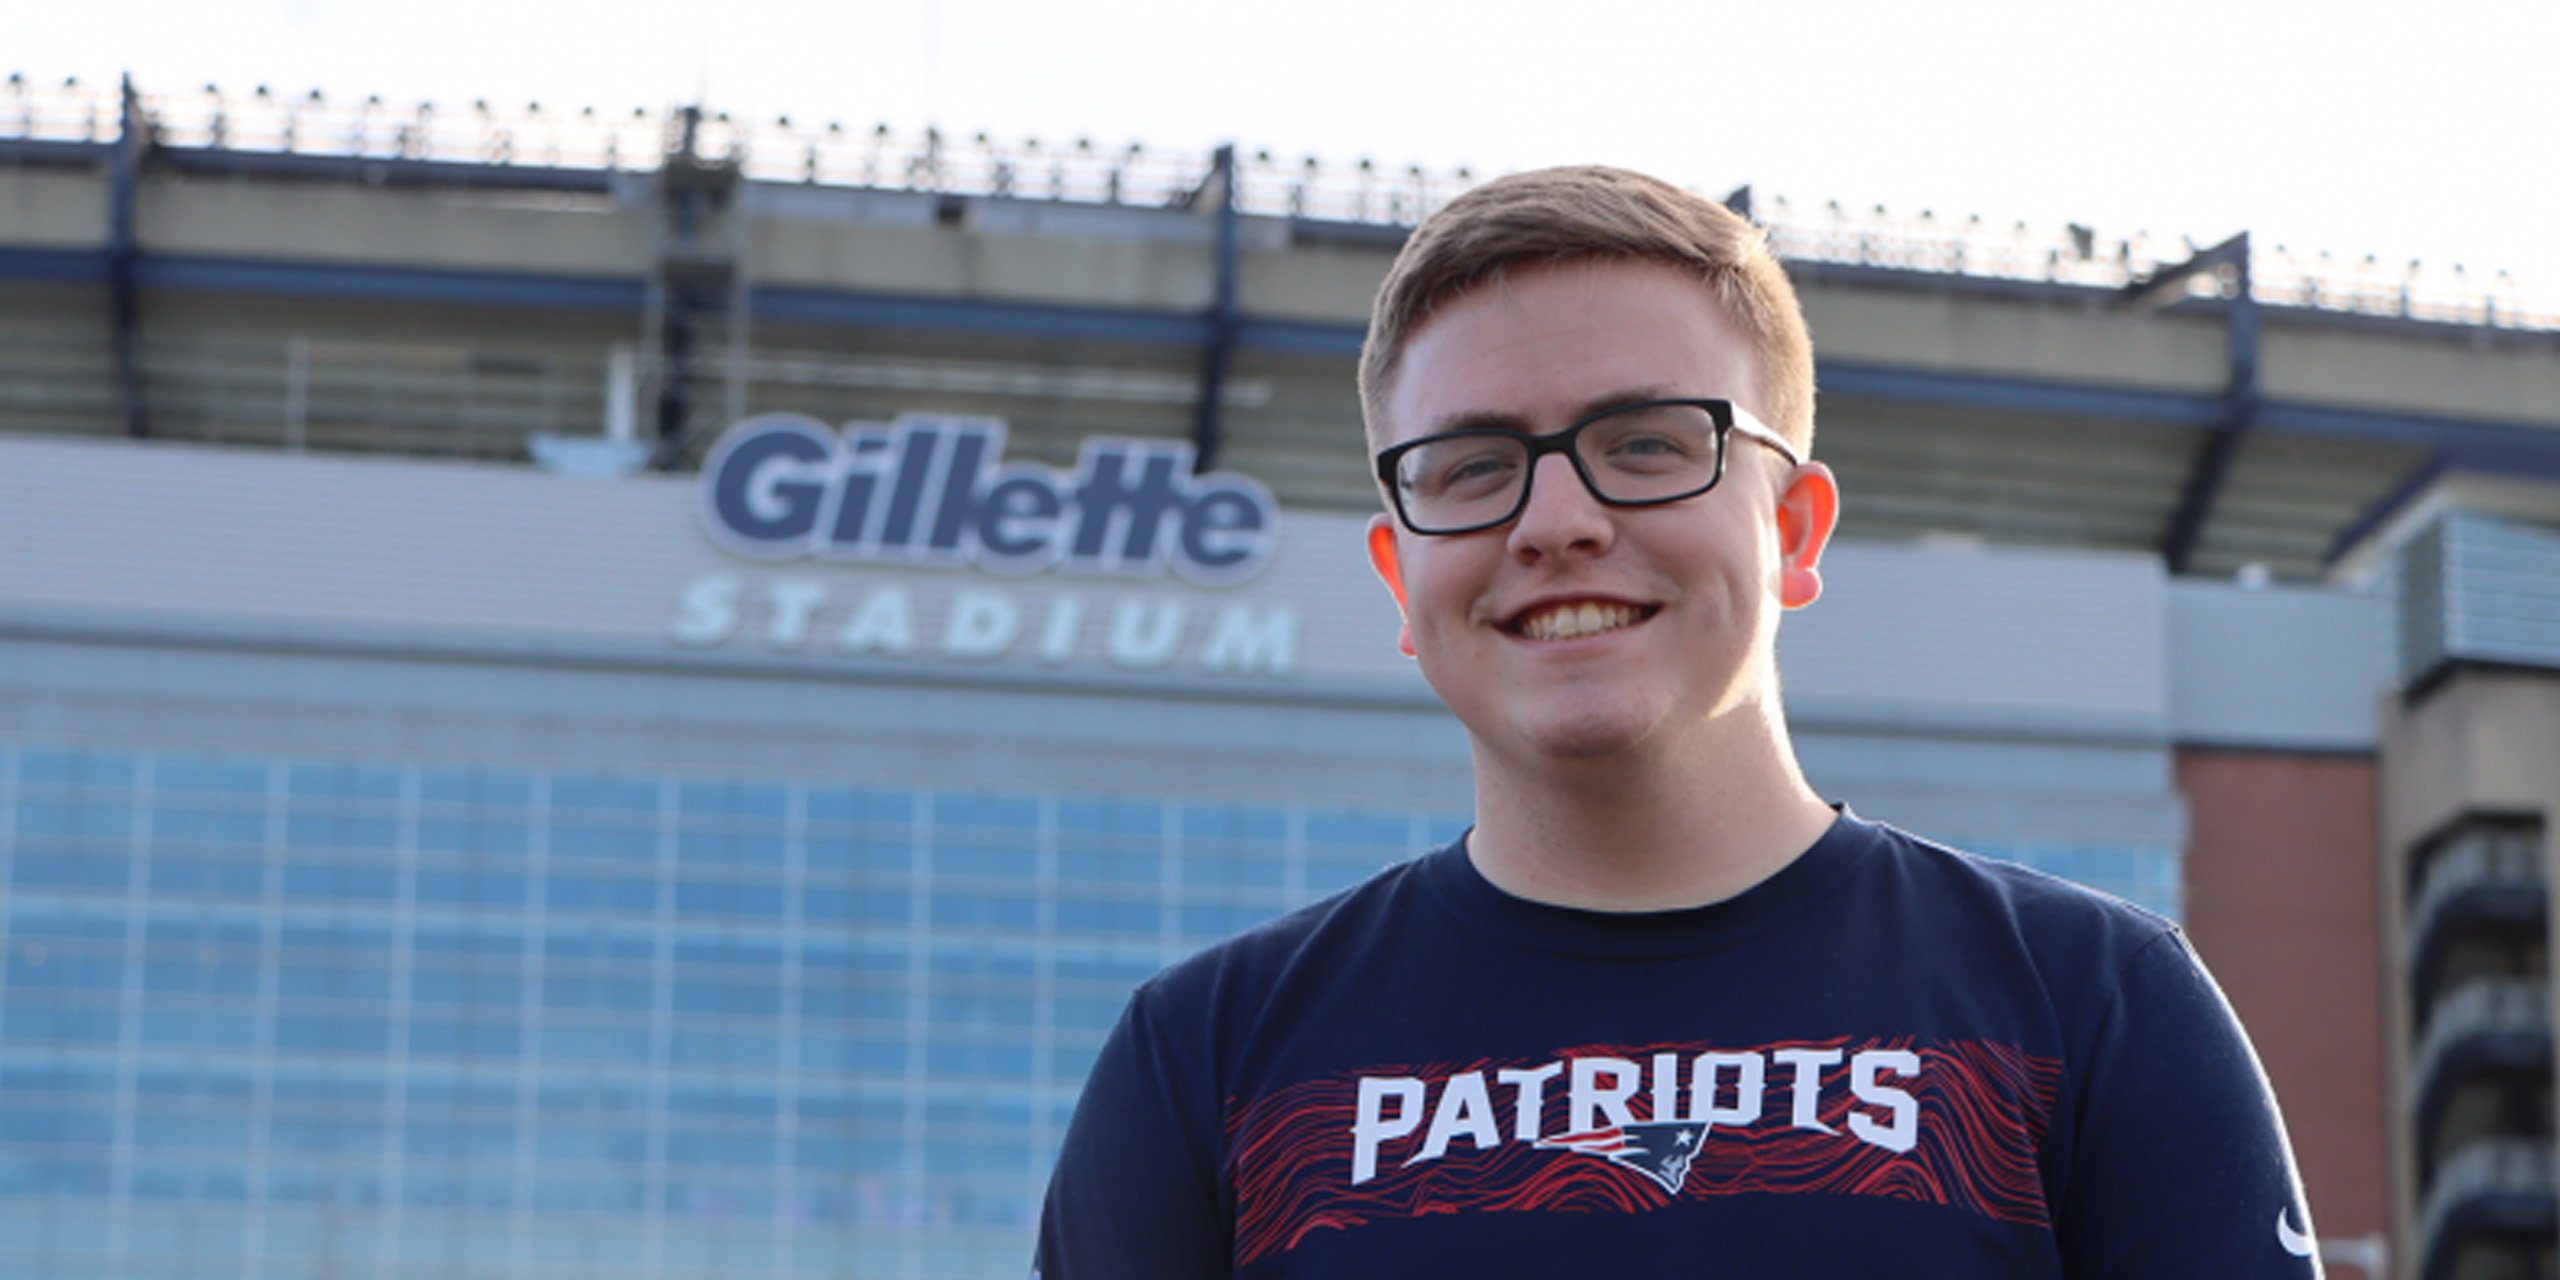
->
[5,73,2559,580]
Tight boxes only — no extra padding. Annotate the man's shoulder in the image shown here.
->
[1848,816,2185,984]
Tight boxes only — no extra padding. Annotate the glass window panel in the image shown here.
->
[16,800,133,844]
[0,1106,114,1146]
[673,879,786,919]
[19,748,138,790]
[928,992,1034,1025]
[666,1129,778,1167]
[929,893,1037,930]
[417,819,533,857]
[412,927,524,959]
[541,1021,652,1062]
[937,843,1036,880]
[672,938,780,968]
[286,762,400,803]
[930,792,1038,831]
[1055,897,1159,935]
[282,812,399,851]
[139,1007,258,1049]
[279,861,396,902]
[677,829,787,867]
[550,775,662,815]
[1179,804,1286,842]
[1303,809,1409,848]
[142,956,257,998]
[806,787,914,827]
[542,974,654,1011]
[928,950,1034,980]
[677,781,788,822]
[154,754,269,797]
[1182,901,1282,938]
[671,979,780,1018]
[797,1034,906,1075]
[2,997,122,1044]
[803,886,910,925]
[1054,954,1162,987]
[146,857,265,897]
[410,969,525,1006]
[151,804,267,847]
[405,1018,522,1059]
[418,768,534,809]
[924,1041,1033,1080]
[268,1116,385,1156]
[1051,995,1126,1032]
[13,851,130,891]
[669,1028,778,1070]
[1056,798,1163,836]
[804,834,911,874]
[1055,849,1160,884]
[1182,854,1286,889]
[547,873,619,911]
[279,922,393,952]
[1304,853,1396,896]
[799,984,905,1021]
[416,869,530,908]
[548,822,658,861]
[270,1015,391,1054]
[277,964,392,1001]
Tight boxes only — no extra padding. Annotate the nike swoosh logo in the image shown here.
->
[2277,1206,2314,1258]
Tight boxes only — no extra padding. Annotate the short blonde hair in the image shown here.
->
[1358,165,1815,454]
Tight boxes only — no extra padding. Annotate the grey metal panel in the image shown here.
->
[2167,580,2385,751]
[1780,539,2172,739]
[2392,511,2560,687]
[1798,732,2185,851]
[0,637,1477,813]
[0,431,1424,690]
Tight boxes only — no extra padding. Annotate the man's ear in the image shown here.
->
[1365,515,1417,658]
[1775,461,1841,610]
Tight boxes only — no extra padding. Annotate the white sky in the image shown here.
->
[11,0,2560,297]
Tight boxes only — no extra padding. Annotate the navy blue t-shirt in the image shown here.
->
[1037,813,2320,1278]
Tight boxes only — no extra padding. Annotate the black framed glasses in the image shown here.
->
[1374,398,1803,536]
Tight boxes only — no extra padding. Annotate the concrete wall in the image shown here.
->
[2376,668,2560,1272]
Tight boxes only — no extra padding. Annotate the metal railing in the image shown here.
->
[2410,825,2546,943]
[2411,977,2552,1103]
[4,72,2555,331]
[2419,1138,2557,1272]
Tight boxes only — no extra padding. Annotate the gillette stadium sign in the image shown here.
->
[676,414,1301,677]
[699,413,1279,585]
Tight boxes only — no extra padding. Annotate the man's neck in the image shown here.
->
[1463,700,1837,912]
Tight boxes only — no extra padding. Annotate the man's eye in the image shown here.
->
[1426,449,1519,494]
[1601,433,1698,468]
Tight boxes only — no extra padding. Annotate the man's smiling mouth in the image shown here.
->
[1510,601,1657,642]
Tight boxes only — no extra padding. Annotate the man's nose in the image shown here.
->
[1506,451,1614,559]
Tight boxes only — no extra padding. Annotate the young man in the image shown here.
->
[1036,167,2319,1277]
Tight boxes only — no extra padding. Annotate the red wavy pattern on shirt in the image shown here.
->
[1225,1036,2058,1267]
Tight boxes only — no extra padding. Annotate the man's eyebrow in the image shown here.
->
[1422,385,1684,436]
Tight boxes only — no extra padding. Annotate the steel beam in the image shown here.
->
[107,76,149,439]
[1190,145,1242,472]
[2135,232,2259,573]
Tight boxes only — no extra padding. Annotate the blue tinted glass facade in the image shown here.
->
[0,741,1465,1279]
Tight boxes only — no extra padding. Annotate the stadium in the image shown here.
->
[2,72,2558,1279]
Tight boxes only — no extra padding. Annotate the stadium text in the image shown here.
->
[699,414,1280,585]
[670,574,1298,676]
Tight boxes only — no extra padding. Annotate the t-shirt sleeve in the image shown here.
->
[2057,928,2322,1279]
[1034,984,1231,1280]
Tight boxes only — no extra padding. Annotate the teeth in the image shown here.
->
[1519,602,1642,641]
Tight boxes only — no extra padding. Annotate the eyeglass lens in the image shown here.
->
[1392,402,1724,532]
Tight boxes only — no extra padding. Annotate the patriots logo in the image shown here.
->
[1537,1121,1709,1195]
